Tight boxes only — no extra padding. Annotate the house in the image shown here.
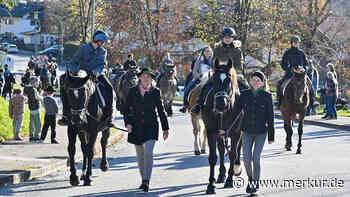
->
[0,2,55,46]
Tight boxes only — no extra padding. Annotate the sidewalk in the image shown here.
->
[0,123,124,187]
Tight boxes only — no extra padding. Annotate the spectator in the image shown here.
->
[324,71,338,120]
[23,76,42,142]
[9,89,26,141]
[123,54,137,71]
[2,65,16,100]
[40,86,59,144]
[0,68,4,96]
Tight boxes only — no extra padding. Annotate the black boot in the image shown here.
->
[143,180,149,192]
[246,178,257,194]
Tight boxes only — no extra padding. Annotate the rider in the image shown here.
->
[276,35,315,107]
[191,27,243,115]
[68,30,115,129]
[123,53,138,71]
[179,46,213,113]
[157,52,175,86]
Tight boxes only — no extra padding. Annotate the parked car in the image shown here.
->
[6,44,19,53]
[0,42,9,51]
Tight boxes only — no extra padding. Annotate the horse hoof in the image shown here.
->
[216,174,226,183]
[224,178,233,188]
[83,177,92,186]
[70,174,80,186]
[206,184,216,194]
[100,160,109,172]
[201,149,206,154]
[233,165,242,176]
[296,149,302,154]
[286,147,292,151]
[194,150,201,155]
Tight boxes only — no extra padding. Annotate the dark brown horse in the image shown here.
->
[280,66,310,154]
[201,59,247,194]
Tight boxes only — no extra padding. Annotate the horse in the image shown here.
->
[188,72,211,155]
[65,71,111,186]
[201,59,247,194]
[280,66,309,154]
[158,66,177,116]
[112,69,138,113]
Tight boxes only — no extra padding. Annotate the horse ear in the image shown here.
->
[214,58,219,66]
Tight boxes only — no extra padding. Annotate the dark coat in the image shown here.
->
[123,85,169,145]
[281,46,308,73]
[232,89,275,141]
[213,42,243,74]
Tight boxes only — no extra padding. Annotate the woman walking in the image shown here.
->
[123,67,169,192]
[222,71,275,195]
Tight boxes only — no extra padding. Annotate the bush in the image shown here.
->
[0,97,44,142]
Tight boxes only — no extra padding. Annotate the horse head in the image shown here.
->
[212,59,236,114]
[124,69,139,88]
[165,66,176,79]
[291,66,307,104]
[66,70,91,128]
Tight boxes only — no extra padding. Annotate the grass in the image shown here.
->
[174,97,183,102]
[0,96,44,142]
[315,104,350,117]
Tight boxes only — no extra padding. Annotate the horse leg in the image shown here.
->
[296,115,305,154]
[67,126,80,186]
[191,115,201,155]
[201,128,207,154]
[224,132,242,188]
[216,136,226,184]
[206,132,217,194]
[284,119,293,151]
[78,132,88,181]
[168,100,173,116]
[84,131,98,186]
[100,129,110,171]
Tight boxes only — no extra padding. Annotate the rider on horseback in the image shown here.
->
[156,52,175,86]
[191,27,243,115]
[276,35,315,108]
[179,46,213,113]
[67,30,115,129]
[123,53,138,71]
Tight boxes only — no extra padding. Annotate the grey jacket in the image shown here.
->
[43,96,58,115]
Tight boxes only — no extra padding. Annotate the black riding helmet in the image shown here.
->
[291,35,301,43]
[93,30,108,43]
[221,27,236,38]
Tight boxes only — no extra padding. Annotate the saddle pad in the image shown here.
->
[282,78,292,96]
[187,83,201,103]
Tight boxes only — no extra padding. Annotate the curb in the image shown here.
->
[274,114,350,131]
[0,131,124,187]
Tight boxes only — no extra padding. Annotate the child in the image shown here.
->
[24,77,42,142]
[9,89,26,141]
[40,85,59,144]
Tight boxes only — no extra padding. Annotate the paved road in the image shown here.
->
[0,106,349,196]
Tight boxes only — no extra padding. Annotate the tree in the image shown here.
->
[0,0,16,10]
[102,0,190,69]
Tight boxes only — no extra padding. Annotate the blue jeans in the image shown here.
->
[183,79,199,106]
[326,95,337,118]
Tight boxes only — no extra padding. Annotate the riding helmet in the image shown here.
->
[221,27,236,38]
[291,35,301,43]
[93,30,108,43]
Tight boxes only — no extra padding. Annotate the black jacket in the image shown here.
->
[281,47,308,73]
[123,60,137,70]
[123,85,169,145]
[233,89,275,141]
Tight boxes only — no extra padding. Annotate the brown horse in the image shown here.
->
[188,72,212,155]
[280,66,310,154]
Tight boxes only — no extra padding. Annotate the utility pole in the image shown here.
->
[91,0,95,38]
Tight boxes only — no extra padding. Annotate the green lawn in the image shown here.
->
[0,97,44,142]
[316,104,350,117]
